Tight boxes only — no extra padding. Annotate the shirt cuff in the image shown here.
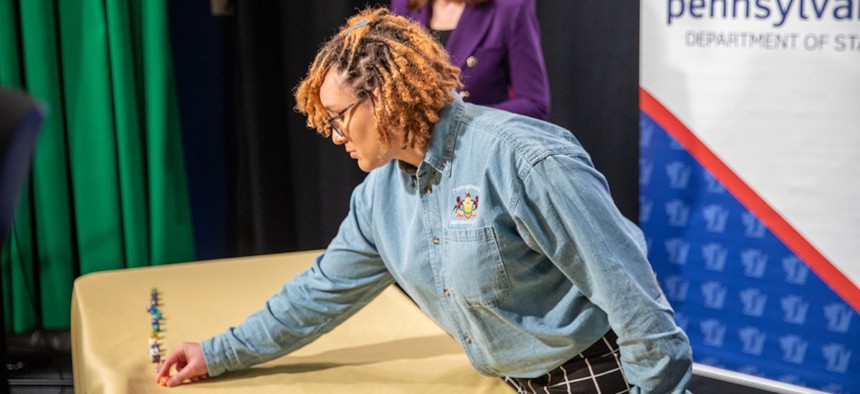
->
[200,334,238,377]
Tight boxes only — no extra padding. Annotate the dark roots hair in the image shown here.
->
[294,7,462,149]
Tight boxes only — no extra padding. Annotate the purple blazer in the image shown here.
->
[391,0,550,120]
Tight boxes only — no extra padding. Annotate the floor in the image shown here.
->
[4,330,74,393]
[2,330,777,394]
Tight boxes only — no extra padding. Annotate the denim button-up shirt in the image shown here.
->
[202,96,693,393]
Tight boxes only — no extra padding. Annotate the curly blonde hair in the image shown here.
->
[294,7,462,149]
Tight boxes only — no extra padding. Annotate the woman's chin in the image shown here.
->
[356,159,375,173]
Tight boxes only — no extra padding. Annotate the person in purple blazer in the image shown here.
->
[391,0,551,120]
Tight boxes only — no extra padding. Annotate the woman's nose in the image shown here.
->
[332,131,347,145]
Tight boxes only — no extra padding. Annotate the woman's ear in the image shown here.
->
[368,89,381,112]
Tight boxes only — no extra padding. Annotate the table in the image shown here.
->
[72,250,510,393]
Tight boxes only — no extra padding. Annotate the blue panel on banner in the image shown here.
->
[640,112,859,394]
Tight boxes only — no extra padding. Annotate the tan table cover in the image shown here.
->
[72,250,510,393]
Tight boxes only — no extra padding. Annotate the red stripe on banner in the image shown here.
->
[640,87,860,314]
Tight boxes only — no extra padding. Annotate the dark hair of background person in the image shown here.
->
[168,0,639,259]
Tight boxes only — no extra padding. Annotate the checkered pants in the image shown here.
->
[502,331,632,394]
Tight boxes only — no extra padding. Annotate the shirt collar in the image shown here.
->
[419,93,464,174]
[395,93,464,177]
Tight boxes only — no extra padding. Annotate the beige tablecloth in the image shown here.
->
[72,250,510,393]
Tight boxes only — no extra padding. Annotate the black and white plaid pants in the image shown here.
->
[502,331,632,394]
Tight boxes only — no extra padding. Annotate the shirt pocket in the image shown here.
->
[444,226,511,308]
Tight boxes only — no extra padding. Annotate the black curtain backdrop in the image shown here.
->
[228,1,377,255]
[170,0,639,258]
[537,1,640,223]
[169,1,231,260]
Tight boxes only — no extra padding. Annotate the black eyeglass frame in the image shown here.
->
[326,98,363,138]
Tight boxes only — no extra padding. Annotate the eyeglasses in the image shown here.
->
[326,98,363,138]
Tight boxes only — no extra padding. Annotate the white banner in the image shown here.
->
[640,1,860,392]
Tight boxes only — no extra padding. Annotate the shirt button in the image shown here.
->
[466,56,477,68]
[464,336,472,344]
[459,90,470,99]
[432,237,440,245]
[443,289,450,297]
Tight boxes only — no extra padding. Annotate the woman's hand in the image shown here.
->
[156,342,209,387]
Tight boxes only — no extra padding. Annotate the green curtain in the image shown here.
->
[0,0,195,333]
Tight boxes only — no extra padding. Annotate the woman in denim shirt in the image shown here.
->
[158,8,692,393]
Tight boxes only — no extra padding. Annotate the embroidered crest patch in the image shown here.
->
[448,184,488,226]
[453,192,479,218]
